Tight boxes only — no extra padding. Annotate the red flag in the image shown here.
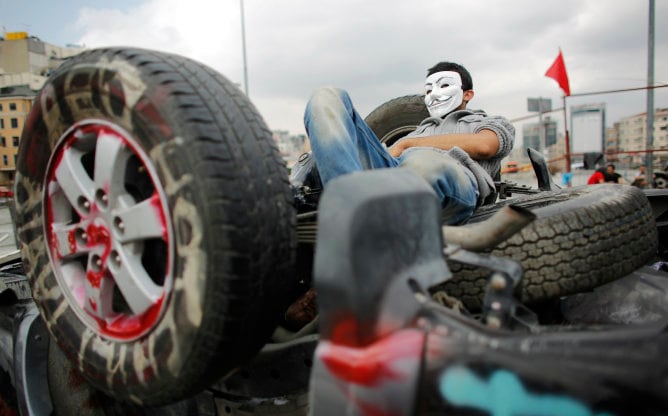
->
[545,50,571,96]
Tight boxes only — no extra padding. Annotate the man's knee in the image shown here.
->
[307,87,348,113]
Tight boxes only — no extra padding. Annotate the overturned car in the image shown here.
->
[1,47,667,415]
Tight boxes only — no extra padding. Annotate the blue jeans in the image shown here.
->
[304,87,478,225]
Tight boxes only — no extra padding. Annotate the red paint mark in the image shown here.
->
[86,269,104,289]
[92,295,165,340]
[357,402,399,416]
[49,230,62,260]
[85,223,111,250]
[142,365,156,383]
[67,365,87,389]
[134,90,174,139]
[320,327,424,387]
[89,299,97,312]
[68,229,77,256]
[149,192,168,241]
[84,223,111,289]
[318,317,425,416]
[330,314,362,346]
[0,397,19,416]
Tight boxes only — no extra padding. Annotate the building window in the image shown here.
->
[12,137,19,147]
[2,156,7,166]
[0,119,3,129]
[0,137,5,147]
[9,103,17,111]
[0,103,3,111]
[10,118,18,128]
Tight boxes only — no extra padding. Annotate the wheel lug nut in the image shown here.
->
[95,189,109,208]
[487,316,502,329]
[91,254,103,272]
[110,251,122,269]
[78,197,91,213]
[491,274,507,291]
[114,217,125,233]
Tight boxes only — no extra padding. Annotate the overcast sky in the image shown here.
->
[2,0,667,139]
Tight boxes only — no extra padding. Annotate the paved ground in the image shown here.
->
[0,202,18,256]
[503,169,637,188]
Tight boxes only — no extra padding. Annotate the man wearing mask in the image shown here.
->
[303,61,515,224]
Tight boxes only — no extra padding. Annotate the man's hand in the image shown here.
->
[388,140,410,158]
[388,129,500,159]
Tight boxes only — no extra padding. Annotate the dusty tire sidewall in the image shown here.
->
[16,52,210,402]
[364,94,429,146]
[444,184,658,308]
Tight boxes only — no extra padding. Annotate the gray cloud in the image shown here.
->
[75,0,667,135]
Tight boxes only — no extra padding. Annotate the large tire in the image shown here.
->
[364,94,428,146]
[14,47,296,406]
[435,184,658,310]
[47,337,216,415]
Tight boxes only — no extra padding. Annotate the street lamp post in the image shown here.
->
[527,97,552,152]
[240,0,249,96]
[645,0,655,185]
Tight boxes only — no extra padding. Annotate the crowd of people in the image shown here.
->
[587,164,623,185]
[587,163,651,188]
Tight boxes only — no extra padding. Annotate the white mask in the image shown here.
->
[424,71,464,118]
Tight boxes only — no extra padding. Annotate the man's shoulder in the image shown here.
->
[456,109,513,124]
[451,109,488,120]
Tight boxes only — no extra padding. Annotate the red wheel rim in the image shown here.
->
[43,120,173,341]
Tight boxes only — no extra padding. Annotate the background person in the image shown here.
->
[605,164,624,184]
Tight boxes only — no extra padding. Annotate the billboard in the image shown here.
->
[527,98,552,113]
[5,32,28,40]
[571,104,605,154]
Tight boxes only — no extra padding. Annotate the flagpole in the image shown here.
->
[545,49,572,174]
[562,95,571,173]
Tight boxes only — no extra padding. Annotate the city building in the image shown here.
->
[614,108,668,166]
[0,32,83,186]
[0,85,34,185]
[0,31,82,89]
[272,130,307,168]
[521,116,558,155]
[605,123,620,162]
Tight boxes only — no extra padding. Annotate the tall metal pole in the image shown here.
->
[240,0,249,96]
[538,97,545,154]
[562,96,571,173]
[645,0,655,184]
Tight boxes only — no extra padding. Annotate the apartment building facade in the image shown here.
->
[614,108,668,165]
[0,85,33,185]
[0,32,82,185]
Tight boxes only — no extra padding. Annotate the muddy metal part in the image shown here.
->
[0,300,51,416]
[310,168,668,415]
[211,333,317,415]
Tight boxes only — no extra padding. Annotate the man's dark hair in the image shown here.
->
[427,62,473,91]
[607,163,616,170]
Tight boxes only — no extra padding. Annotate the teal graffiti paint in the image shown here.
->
[439,366,614,416]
